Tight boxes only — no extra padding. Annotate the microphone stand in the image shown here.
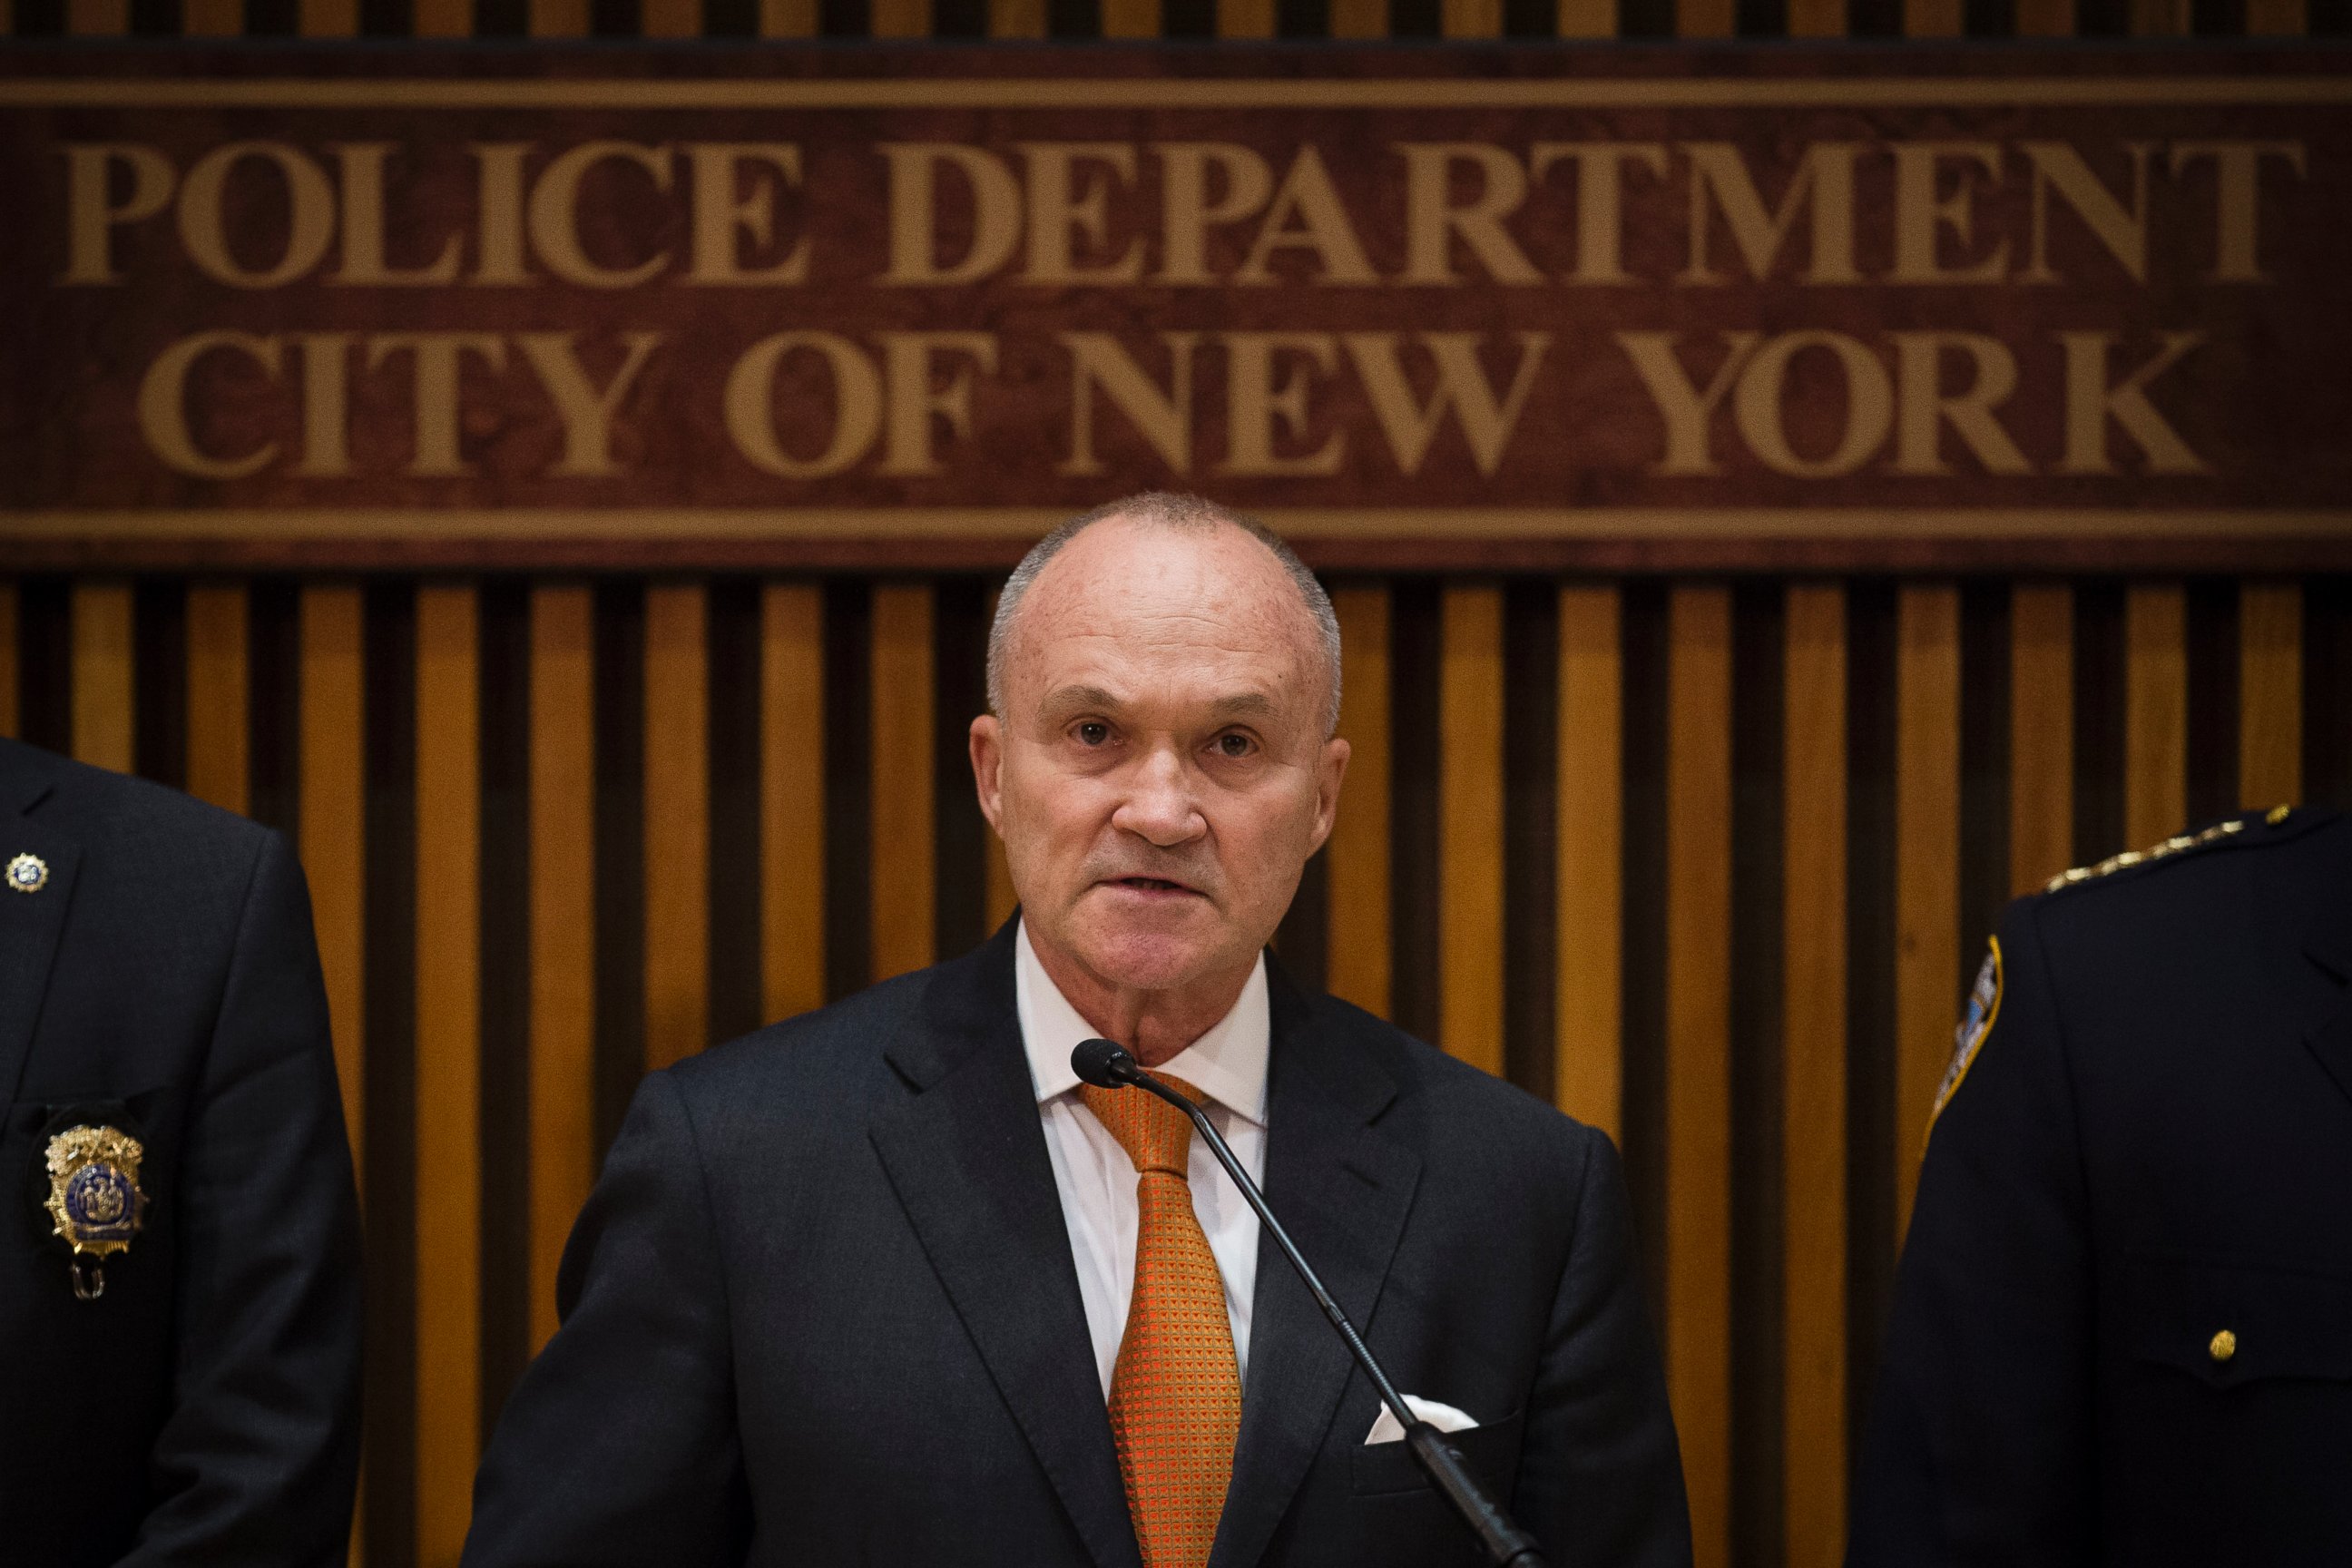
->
[1078,1042,1547,1568]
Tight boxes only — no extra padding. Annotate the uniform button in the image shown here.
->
[2209,1329,2237,1365]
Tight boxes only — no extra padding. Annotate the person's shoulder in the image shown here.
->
[660,961,943,1121]
[2017,803,2343,948]
[4,737,275,887]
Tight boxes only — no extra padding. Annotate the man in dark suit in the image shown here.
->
[1849,805,2352,1568]
[463,493,1691,1568]
[0,736,362,1567]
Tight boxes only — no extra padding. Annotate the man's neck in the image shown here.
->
[1026,929,1254,1069]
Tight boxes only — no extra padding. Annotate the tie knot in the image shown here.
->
[1079,1073,1207,1177]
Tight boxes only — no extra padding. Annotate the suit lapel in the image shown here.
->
[868,926,1142,1568]
[0,750,77,1106]
[1210,966,1421,1568]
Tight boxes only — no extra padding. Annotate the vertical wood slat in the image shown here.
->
[299,0,358,35]
[531,0,592,33]
[183,0,243,34]
[2131,0,2190,32]
[644,583,710,1072]
[413,586,480,1568]
[1216,0,1274,35]
[2009,584,2073,895]
[528,585,595,1351]
[414,0,472,34]
[1327,587,1393,1019]
[1100,0,1159,35]
[1894,585,1960,1235]
[71,581,135,774]
[2246,0,2308,33]
[1438,585,1505,1077]
[642,0,704,32]
[0,583,16,739]
[2239,582,2303,809]
[2015,0,2074,33]
[762,583,827,1022]
[871,584,936,983]
[1553,584,1622,1142]
[1442,0,1502,34]
[1677,0,1733,36]
[300,586,367,1176]
[1782,585,1847,1568]
[66,0,129,32]
[869,0,930,33]
[759,0,817,33]
[1329,0,1385,34]
[989,0,1046,33]
[1665,584,1733,1568]
[2124,583,2189,846]
[1903,0,1962,35]
[1558,0,1612,33]
[187,584,250,816]
[1787,0,1843,35]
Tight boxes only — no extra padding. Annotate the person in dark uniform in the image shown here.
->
[1849,803,2352,1568]
[0,736,362,1568]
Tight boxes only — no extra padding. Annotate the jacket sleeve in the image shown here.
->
[1847,899,2097,1568]
[1513,1126,1694,1568]
[126,830,364,1568]
[461,1069,750,1568]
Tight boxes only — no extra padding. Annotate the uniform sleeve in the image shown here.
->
[1848,900,2097,1568]
[461,1070,750,1568]
[1513,1127,1695,1568]
[127,831,364,1568]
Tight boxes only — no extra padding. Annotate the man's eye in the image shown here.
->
[1216,733,1255,759]
[1075,721,1111,746]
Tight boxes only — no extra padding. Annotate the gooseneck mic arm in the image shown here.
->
[1070,1038,1548,1568]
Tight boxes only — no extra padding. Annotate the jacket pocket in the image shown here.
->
[2125,1253,2352,1388]
[1348,1407,1524,1497]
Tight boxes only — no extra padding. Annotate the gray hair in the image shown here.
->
[985,493,1344,737]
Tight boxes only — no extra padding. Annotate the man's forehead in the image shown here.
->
[1014,521,1311,658]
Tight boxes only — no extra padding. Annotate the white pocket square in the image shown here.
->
[1363,1395,1478,1446]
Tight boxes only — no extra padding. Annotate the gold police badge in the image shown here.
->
[44,1124,149,1300]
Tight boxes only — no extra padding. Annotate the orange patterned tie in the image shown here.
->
[1078,1073,1243,1568]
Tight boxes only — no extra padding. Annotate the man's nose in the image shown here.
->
[1112,745,1206,848]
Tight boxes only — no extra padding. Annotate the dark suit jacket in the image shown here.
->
[0,739,362,1568]
[1849,808,2352,1568]
[464,920,1690,1568]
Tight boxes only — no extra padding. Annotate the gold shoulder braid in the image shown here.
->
[2043,804,2294,894]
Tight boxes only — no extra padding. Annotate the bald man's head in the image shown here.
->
[986,494,1343,738]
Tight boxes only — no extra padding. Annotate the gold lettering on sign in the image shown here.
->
[2059,331,2210,475]
[368,332,507,476]
[1890,142,2009,285]
[1340,332,1549,475]
[683,143,810,286]
[179,142,337,289]
[1733,331,1895,477]
[1018,142,1144,286]
[1680,142,1861,286]
[528,142,673,288]
[2170,141,2305,283]
[137,330,281,477]
[1530,142,1668,287]
[880,144,1023,285]
[59,143,174,286]
[1396,143,1542,287]
[514,332,665,476]
[1236,148,1378,287]
[332,142,464,286]
[725,331,885,478]
[470,143,534,287]
[1221,332,1346,475]
[292,332,356,476]
[2021,142,2151,285]
[877,332,998,475]
[1155,142,1274,287]
[1617,332,1762,475]
[1890,332,2030,475]
[1059,332,1198,475]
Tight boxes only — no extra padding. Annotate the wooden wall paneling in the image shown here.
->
[0,583,16,738]
[1328,586,1394,1018]
[643,583,710,1072]
[1665,583,1733,1568]
[1781,584,1847,1568]
[1329,0,1384,34]
[1893,585,1960,1237]
[1218,0,1275,37]
[1443,0,1503,34]
[871,0,930,34]
[642,0,704,32]
[67,0,128,34]
[412,585,480,1568]
[2009,584,2073,895]
[71,581,135,774]
[2246,0,2307,34]
[1788,0,1842,39]
[1101,0,1159,36]
[300,586,368,1175]
[870,583,936,983]
[1904,0,1961,35]
[186,583,250,816]
[1553,584,1622,1141]
[1439,584,1506,1075]
[990,0,1046,33]
[415,0,471,34]
[2124,583,2189,845]
[2016,0,2073,32]
[1678,0,1733,37]
[759,0,817,33]
[2132,0,2189,32]
[2239,582,2303,809]
[532,0,592,34]
[762,583,828,1022]
[299,0,358,35]
[184,0,241,34]
[1557,0,1611,33]
[528,584,595,1351]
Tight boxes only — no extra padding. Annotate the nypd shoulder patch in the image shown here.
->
[1929,938,2004,1132]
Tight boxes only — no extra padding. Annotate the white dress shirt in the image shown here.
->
[1015,920,1268,1397]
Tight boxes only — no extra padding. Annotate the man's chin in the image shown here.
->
[1069,924,1228,996]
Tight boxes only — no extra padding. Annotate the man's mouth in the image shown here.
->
[1106,875,1200,897]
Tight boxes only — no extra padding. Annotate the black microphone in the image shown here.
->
[1071,1038,1547,1568]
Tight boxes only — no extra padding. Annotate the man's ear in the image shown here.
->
[1308,735,1350,854]
[970,713,1004,833]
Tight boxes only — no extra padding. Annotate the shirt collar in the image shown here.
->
[1015,919,1269,1127]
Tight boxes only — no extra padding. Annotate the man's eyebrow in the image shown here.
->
[1037,683,1126,718]
[1206,691,1277,720]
